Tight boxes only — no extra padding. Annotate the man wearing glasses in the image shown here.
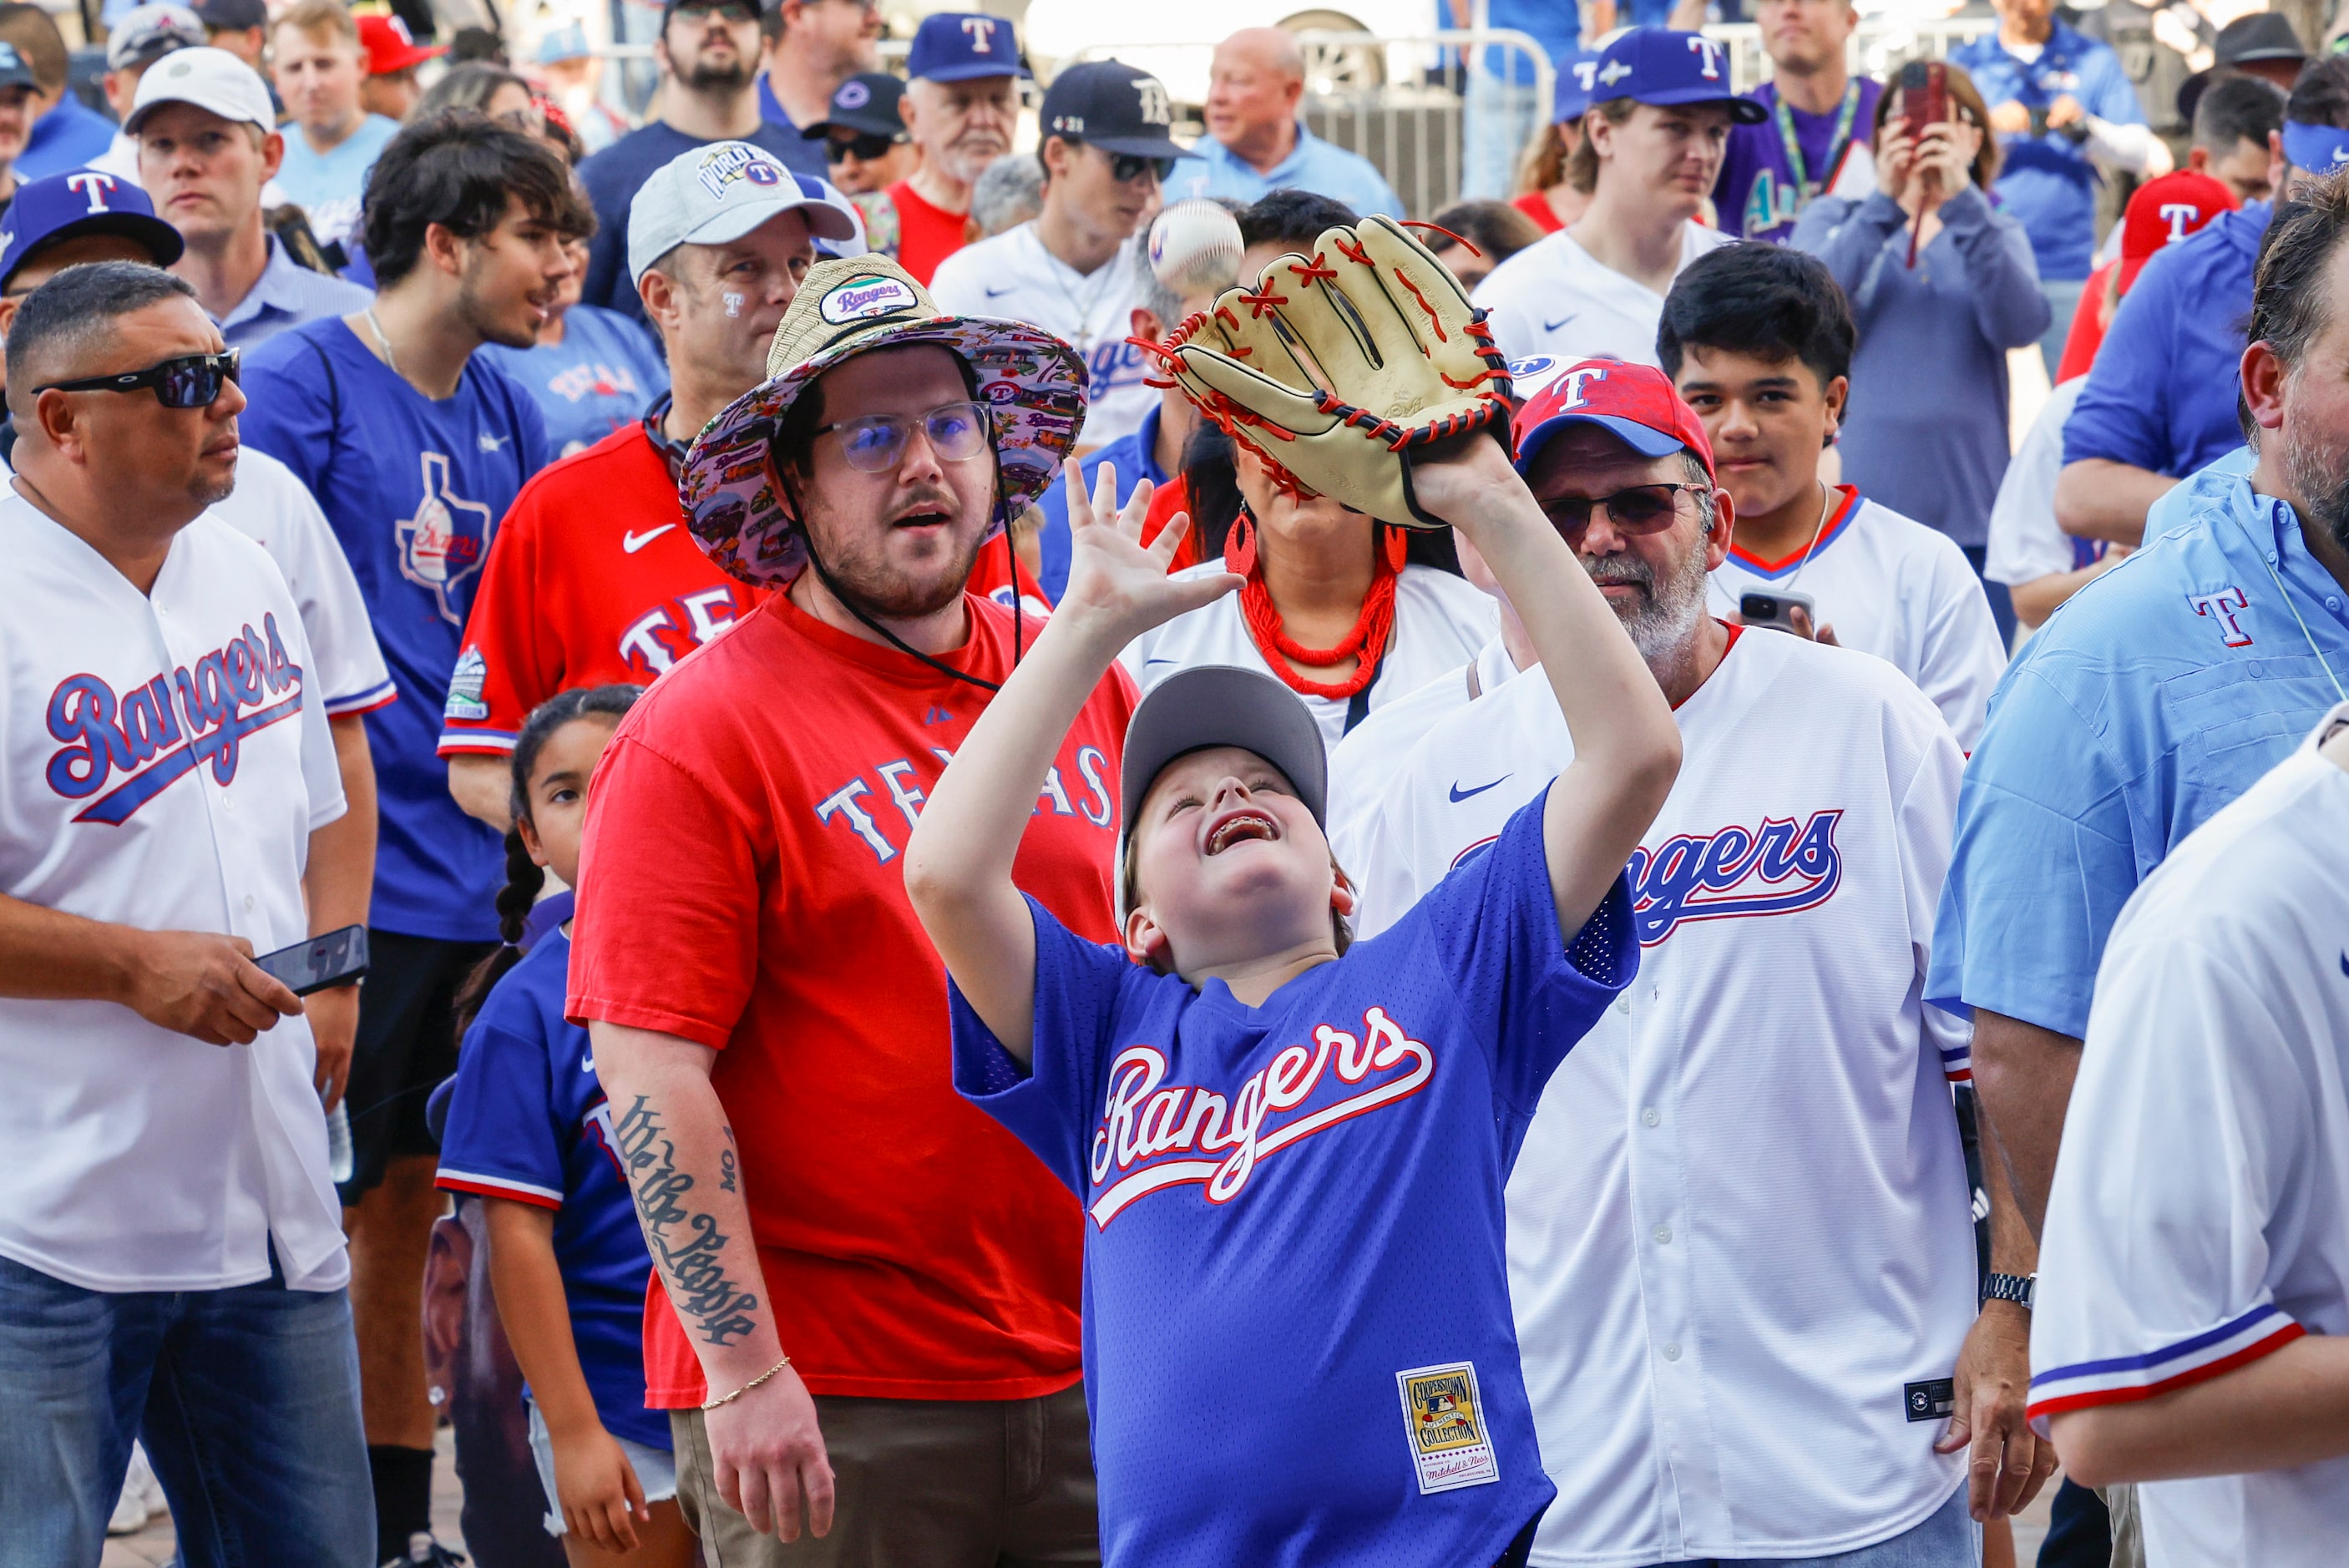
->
[0,259,371,1566]
[1347,357,2048,1568]
[929,59,1184,450]
[579,0,815,326]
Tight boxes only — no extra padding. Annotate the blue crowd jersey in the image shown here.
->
[1033,404,1167,603]
[434,930,670,1452]
[273,114,402,250]
[240,319,553,940]
[1461,0,1581,86]
[1715,78,1884,243]
[1929,457,2349,1041]
[478,304,671,459]
[1169,129,1403,219]
[16,96,119,181]
[578,122,823,324]
[2061,200,2265,479]
[753,78,835,181]
[1951,23,2144,281]
[949,793,1637,1567]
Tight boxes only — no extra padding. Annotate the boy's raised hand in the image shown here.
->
[1056,461,1241,645]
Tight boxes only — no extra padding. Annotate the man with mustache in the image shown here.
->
[865,12,1024,286]
[579,0,813,326]
[1932,169,2349,1568]
[1348,357,2049,1568]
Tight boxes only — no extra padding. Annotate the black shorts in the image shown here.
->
[338,929,496,1201]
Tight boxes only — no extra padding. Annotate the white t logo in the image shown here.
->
[2158,201,2197,241]
[1573,60,1597,91]
[1687,36,1724,80]
[960,17,996,52]
[64,172,115,214]
[1559,366,1609,407]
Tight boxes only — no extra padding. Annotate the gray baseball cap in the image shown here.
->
[626,140,861,283]
[1119,665,1329,847]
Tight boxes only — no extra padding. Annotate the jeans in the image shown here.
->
[2036,276,2086,381]
[0,1251,374,1568]
[1658,1481,1977,1566]
[1464,75,1545,201]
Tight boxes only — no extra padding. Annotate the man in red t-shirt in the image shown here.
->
[572,255,1125,1561]
[873,12,1024,285]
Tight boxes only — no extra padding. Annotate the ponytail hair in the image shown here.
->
[452,683,644,1034]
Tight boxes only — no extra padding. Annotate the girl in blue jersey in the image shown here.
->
[435,685,697,1568]
[904,443,1681,1568]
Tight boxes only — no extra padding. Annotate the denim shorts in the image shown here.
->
[525,1398,678,1536]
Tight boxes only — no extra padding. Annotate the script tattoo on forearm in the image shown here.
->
[615,1095,760,1346]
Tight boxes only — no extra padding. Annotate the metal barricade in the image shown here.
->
[1709,17,1998,94]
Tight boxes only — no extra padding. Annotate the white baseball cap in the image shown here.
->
[625,140,861,284]
[124,45,275,135]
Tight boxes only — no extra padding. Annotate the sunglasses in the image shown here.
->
[828,130,901,163]
[674,0,758,23]
[1106,150,1177,184]
[817,401,991,473]
[34,350,240,409]
[1538,482,1708,543]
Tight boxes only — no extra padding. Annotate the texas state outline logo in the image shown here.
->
[397,452,494,625]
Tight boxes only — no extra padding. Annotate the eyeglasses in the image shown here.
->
[828,130,901,163]
[1106,150,1177,185]
[34,350,240,409]
[1538,483,1708,543]
[815,401,991,473]
[674,0,758,23]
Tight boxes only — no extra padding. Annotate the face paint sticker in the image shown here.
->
[724,291,744,317]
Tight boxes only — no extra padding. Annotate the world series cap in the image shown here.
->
[0,169,185,291]
[1040,60,1187,159]
[627,139,861,282]
[105,3,206,73]
[1512,357,1716,479]
[1555,49,1602,125]
[124,45,275,134]
[907,12,1027,83]
[2118,170,2236,294]
[803,71,908,141]
[1587,28,1766,124]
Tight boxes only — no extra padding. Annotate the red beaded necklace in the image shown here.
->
[1228,512,1406,701]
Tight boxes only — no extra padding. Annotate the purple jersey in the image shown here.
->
[1716,78,1884,243]
[949,794,1635,1566]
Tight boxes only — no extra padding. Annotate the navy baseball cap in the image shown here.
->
[803,71,907,140]
[0,169,184,291]
[1041,60,1187,159]
[185,0,266,30]
[0,41,36,92]
[908,12,1026,83]
[1555,49,1601,124]
[1588,28,1765,124]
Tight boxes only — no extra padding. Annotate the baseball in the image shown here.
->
[1148,200,1245,297]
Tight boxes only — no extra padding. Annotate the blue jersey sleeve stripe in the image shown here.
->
[2032,1302,2290,1386]
[325,680,399,717]
[438,726,522,752]
[437,1168,564,1209]
[2028,1315,2301,1424]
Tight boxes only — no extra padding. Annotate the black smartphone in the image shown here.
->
[254,924,370,996]
[1740,589,1816,635]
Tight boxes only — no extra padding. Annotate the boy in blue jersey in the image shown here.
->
[904,437,1681,1566]
[239,109,590,1568]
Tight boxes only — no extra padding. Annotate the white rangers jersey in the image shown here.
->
[1708,487,2007,749]
[0,494,348,1293]
[1471,222,1736,367]
[1121,561,1497,757]
[928,224,1155,449]
[1355,626,1977,1564]
[2030,705,2349,1568]
[1326,635,1520,878]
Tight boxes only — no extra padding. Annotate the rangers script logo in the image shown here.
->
[1086,1007,1434,1228]
[1630,810,1844,944]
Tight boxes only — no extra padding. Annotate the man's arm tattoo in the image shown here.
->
[615,1095,760,1346]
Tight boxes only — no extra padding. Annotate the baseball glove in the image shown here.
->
[1147,214,1514,530]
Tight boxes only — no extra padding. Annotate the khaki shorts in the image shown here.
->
[671,1384,1098,1567]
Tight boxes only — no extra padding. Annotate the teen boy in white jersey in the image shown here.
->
[2028,703,2349,1567]
[1660,243,2005,746]
[1350,360,2053,1568]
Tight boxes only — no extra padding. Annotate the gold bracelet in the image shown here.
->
[701,1355,792,1411]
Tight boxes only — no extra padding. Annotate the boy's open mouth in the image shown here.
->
[1205,807,1279,856]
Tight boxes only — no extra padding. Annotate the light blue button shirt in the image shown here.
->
[1172,124,1403,219]
[218,235,375,352]
[1931,453,2349,1039]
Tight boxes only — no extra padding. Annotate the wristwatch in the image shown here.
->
[1982,1272,2037,1311]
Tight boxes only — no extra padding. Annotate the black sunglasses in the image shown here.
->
[1106,150,1177,184]
[34,350,240,409]
[1538,483,1708,543]
[828,130,901,162]
[674,0,758,23]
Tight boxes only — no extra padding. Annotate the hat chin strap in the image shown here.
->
[778,462,1026,695]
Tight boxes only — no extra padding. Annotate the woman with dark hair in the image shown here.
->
[418,61,535,121]
[1792,61,2050,623]
[1425,198,1546,291]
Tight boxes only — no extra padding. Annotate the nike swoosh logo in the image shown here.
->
[623,525,676,554]
[2340,951,2348,979]
[1144,656,1179,666]
[581,1055,596,1073]
[985,286,1015,299]
[477,432,509,452]
[1542,316,1575,333]
[1449,776,1509,802]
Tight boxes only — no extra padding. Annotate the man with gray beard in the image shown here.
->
[1346,356,2038,1566]
[579,0,816,324]
[868,11,1026,285]
[1932,172,2349,1543]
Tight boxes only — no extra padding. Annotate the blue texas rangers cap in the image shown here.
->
[1555,49,1602,124]
[0,169,185,291]
[907,12,1027,83]
[1588,28,1766,124]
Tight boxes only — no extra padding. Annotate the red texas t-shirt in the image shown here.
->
[887,179,971,287]
[570,589,1135,1405]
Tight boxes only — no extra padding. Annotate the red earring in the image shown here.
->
[1383,524,1409,572]
[1227,508,1258,575]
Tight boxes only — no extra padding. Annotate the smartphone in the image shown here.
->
[254,924,370,996]
[1900,59,1947,143]
[1739,589,1816,636]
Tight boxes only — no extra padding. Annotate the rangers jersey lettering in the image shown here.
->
[1353,627,1978,1563]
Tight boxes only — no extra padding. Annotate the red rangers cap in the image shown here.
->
[1511,357,1714,479]
[2118,171,2237,295]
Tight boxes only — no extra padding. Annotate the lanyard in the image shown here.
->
[1772,79,1863,206]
